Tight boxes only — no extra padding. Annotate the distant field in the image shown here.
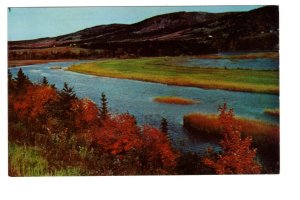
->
[68,57,279,94]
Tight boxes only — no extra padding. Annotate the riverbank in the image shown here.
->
[8,59,80,67]
[194,51,279,59]
[67,57,279,94]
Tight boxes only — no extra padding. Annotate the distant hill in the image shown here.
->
[8,6,279,60]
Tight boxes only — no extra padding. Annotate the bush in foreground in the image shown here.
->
[203,103,261,174]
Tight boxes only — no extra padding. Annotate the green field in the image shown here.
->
[68,57,279,94]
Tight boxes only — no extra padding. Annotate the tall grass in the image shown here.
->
[183,114,221,139]
[264,108,279,117]
[183,113,279,172]
[153,96,199,105]
[50,167,83,176]
[9,143,49,176]
[183,113,279,146]
[8,143,83,176]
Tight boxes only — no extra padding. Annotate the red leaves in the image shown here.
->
[71,98,99,129]
[81,99,99,123]
[95,114,178,171]
[11,85,58,121]
[9,79,178,174]
[95,113,143,155]
[142,125,178,168]
[203,103,261,174]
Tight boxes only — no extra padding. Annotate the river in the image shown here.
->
[10,60,279,154]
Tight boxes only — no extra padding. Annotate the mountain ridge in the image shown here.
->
[8,6,279,60]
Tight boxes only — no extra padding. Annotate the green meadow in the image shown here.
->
[68,57,279,94]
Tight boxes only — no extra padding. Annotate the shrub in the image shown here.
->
[203,103,261,174]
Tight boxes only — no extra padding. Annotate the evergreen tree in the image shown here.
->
[59,82,77,102]
[54,82,78,135]
[8,69,15,91]
[50,84,56,90]
[8,69,12,82]
[42,76,49,86]
[100,92,108,120]
[160,117,168,134]
[57,82,77,120]
[15,68,30,91]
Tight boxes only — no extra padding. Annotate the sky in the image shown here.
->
[8,6,263,41]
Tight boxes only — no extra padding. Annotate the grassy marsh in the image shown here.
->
[68,57,279,94]
[264,108,280,117]
[183,113,279,151]
[153,96,199,105]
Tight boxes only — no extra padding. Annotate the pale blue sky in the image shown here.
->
[8,6,263,41]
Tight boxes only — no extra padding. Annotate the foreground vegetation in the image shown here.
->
[9,69,182,175]
[68,57,279,94]
[184,112,279,172]
[8,69,277,175]
[153,96,199,105]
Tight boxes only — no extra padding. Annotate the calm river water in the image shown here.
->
[10,59,279,154]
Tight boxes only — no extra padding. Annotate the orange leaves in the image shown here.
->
[71,98,99,129]
[81,99,99,123]
[95,113,143,155]
[9,77,179,174]
[203,103,261,174]
[142,125,178,169]
[12,85,58,121]
[95,114,178,171]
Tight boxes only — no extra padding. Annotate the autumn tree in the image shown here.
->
[142,125,178,174]
[94,113,178,175]
[203,103,261,174]
[100,92,108,120]
[160,117,168,134]
[96,113,142,155]
[71,98,100,129]
[11,85,58,122]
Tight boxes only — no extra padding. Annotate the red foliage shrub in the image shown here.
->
[142,125,178,169]
[11,85,58,121]
[95,113,178,174]
[8,75,179,175]
[71,98,99,129]
[203,103,261,174]
[95,113,143,155]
